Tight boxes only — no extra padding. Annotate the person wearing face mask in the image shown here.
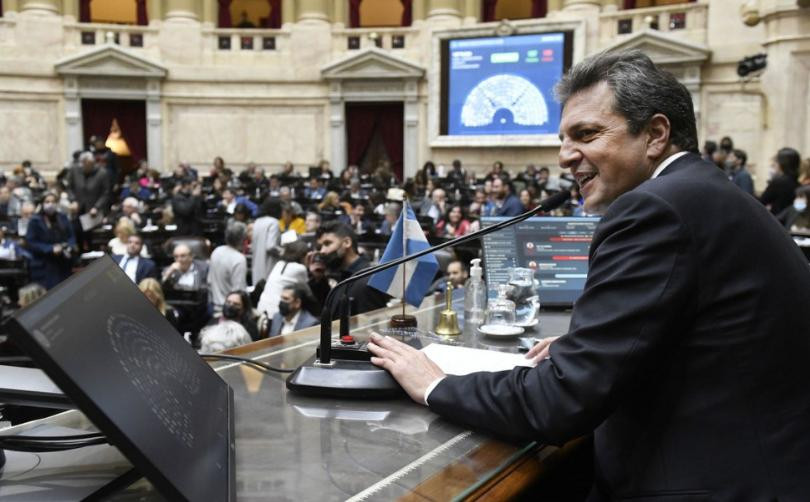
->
[268,284,318,337]
[312,221,390,318]
[777,185,810,233]
[25,192,77,289]
[199,291,254,352]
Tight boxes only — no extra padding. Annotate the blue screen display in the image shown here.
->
[447,33,565,136]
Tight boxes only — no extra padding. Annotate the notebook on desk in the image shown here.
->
[3,255,235,501]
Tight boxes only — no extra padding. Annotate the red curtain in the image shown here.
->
[349,0,362,28]
[218,0,232,28]
[377,104,404,181]
[531,0,547,18]
[136,0,148,25]
[80,0,91,22]
[267,0,281,28]
[81,99,147,166]
[622,0,635,8]
[482,0,497,22]
[346,104,378,170]
[400,0,412,26]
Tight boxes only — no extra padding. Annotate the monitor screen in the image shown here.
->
[441,31,572,137]
[4,256,234,501]
[481,216,600,307]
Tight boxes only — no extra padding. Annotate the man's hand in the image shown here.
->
[89,207,98,217]
[367,333,445,405]
[52,244,63,256]
[525,336,560,365]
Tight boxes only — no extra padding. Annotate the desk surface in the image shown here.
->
[0,293,571,501]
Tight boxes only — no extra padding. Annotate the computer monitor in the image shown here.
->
[4,255,234,501]
[481,216,600,308]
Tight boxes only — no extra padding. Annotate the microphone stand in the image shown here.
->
[286,191,571,398]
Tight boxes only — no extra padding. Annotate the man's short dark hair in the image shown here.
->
[732,149,747,166]
[452,159,462,169]
[282,283,309,302]
[261,198,282,219]
[316,220,357,252]
[538,166,550,174]
[704,140,717,156]
[555,49,699,154]
[777,147,801,180]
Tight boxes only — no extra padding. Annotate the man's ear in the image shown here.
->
[341,236,352,252]
[646,113,672,160]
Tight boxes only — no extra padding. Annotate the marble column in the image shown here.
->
[282,0,296,25]
[332,0,345,26]
[62,0,78,20]
[3,0,19,14]
[562,0,601,9]
[19,0,60,15]
[462,0,480,23]
[427,0,461,21]
[403,79,420,180]
[328,82,346,174]
[149,0,163,22]
[146,79,164,170]
[164,0,198,21]
[297,0,329,23]
[63,77,84,161]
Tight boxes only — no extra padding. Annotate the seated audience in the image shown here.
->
[108,217,149,257]
[269,284,319,337]
[436,205,471,238]
[138,277,179,329]
[219,290,260,342]
[0,224,28,261]
[279,201,306,234]
[304,176,326,200]
[777,185,810,232]
[339,201,373,235]
[112,233,158,284]
[220,187,258,218]
[379,203,401,236]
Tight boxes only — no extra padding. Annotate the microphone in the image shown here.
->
[286,190,571,398]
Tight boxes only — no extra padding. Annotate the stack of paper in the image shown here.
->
[421,343,535,375]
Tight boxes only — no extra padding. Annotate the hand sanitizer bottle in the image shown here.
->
[464,258,486,326]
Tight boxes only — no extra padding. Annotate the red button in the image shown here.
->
[341,335,355,344]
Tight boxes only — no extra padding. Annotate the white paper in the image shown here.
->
[79,212,103,231]
[421,343,535,375]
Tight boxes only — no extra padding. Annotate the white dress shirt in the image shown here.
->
[280,310,301,336]
[119,255,139,283]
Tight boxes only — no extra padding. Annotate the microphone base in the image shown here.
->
[286,355,404,399]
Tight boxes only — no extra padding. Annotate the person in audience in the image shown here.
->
[0,224,27,261]
[171,178,204,236]
[26,192,76,289]
[485,160,508,182]
[220,187,257,218]
[313,221,390,317]
[468,188,488,218]
[423,188,447,224]
[343,179,367,201]
[67,151,110,217]
[199,306,252,354]
[799,157,810,186]
[535,166,554,196]
[436,204,471,238]
[446,159,466,189]
[113,233,158,284]
[267,175,281,197]
[119,196,144,227]
[760,147,801,215]
[257,239,309,319]
[92,136,119,188]
[208,221,248,314]
[777,185,810,233]
[279,201,306,234]
[138,277,179,329]
[108,217,150,257]
[719,136,734,154]
[162,243,209,290]
[516,164,539,190]
[430,259,468,292]
[279,161,296,178]
[304,211,321,235]
[339,201,372,234]
[17,282,46,308]
[17,201,35,237]
[379,203,401,236]
[251,199,281,286]
[218,290,260,341]
[727,149,754,195]
[519,188,534,212]
[304,176,326,200]
[711,145,729,171]
[702,140,717,163]
[269,284,319,337]
[0,186,12,222]
[485,176,523,217]
[317,191,343,215]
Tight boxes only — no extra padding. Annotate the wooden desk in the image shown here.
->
[0,293,573,501]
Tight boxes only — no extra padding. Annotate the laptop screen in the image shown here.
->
[481,216,600,307]
[5,256,234,501]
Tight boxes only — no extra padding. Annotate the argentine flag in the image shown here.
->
[368,201,439,307]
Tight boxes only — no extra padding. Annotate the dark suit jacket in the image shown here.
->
[112,254,158,284]
[759,173,799,215]
[66,166,111,213]
[429,153,810,501]
[268,309,318,337]
[161,259,209,291]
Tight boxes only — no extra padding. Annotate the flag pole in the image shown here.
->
[402,200,408,318]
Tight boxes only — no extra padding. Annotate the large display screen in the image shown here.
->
[481,216,599,307]
[442,32,571,137]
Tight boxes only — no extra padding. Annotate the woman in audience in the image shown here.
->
[777,185,810,233]
[256,239,309,320]
[436,204,471,238]
[318,191,342,215]
[108,217,149,257]
[138,277,179,329]
[519,188,534,212]
[221,290,260,341]
[760,147,801,215]
[26,192,76,289]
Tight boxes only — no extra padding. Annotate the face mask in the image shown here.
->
[322,250,343,269]
[222,303,241,320]
[43,203,57,215]
[278,301,292,317]
[794,199,807,212]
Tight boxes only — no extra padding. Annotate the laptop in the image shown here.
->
[3,255,235,501]
[481,216,600,309]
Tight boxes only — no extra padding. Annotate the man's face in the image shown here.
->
[173,246,193,271]
[317,232,349,269]
[492,178,505,198]
[354,205,365,219]
[127,236,143,257]
[558,82,655,214]
[222,190,234,203]
[447,262,468,287]
[432,190,445,204]
[728,152,740,168]
[305,213,320,232]
[280,289,301,314]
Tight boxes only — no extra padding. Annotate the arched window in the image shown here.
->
[349,0,412,28]
[482,0,546,23]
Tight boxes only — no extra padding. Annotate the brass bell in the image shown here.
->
[434,281,461,337]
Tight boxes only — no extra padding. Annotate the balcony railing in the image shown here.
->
[331,26,419,53]
[598,2,708,48]
[203,27,288,53]
[65,22,157,49]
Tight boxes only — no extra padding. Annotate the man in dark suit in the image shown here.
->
[112,233,157,285]
[268,284,318,337]
[369,50,810,500]
[161,242,210,336]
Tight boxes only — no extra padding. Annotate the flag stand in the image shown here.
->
[388,200,417,330]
